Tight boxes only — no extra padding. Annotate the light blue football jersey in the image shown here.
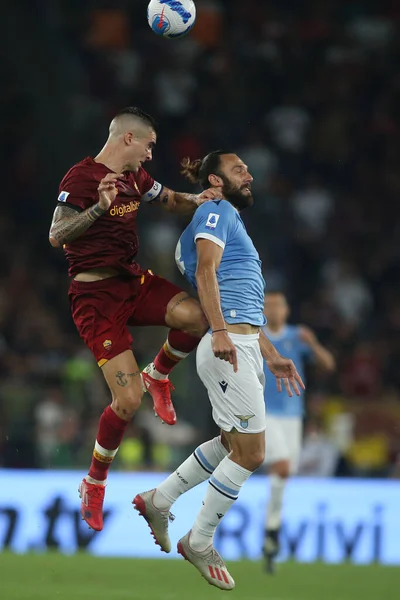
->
[263,324,312,417]
[175,200,266,326]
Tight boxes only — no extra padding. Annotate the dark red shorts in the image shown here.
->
[68,271,184,366]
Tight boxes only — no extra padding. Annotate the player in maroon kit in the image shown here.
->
[49,107,219,532]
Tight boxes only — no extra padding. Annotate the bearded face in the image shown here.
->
[220,174,254,210]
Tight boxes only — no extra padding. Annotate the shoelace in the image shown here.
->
[204,547,226,568]
[159,509,175,524]
[160,380,175,407]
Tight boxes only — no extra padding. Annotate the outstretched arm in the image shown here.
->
[298,325,336,372]
[259,328,280,361]
[157,186,222,215]
[260,328,305,397]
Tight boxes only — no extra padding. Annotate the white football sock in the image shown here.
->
[265,474,287,530]
[153,436,228,510]
[190,456,252,552]
[143,362,168,381]
[86,476,106,486]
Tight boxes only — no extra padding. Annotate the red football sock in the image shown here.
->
[153,329,201,375]
[88,405,129,482]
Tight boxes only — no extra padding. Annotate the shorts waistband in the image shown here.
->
[206,331,260,342]
[228,332,260,342]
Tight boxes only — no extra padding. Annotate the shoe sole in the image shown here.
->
[78,484,103,532]
[152,406,177,426]
[177,541,234,591]
[133,494,170,553]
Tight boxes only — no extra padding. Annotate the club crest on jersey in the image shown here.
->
[58,191,70,202]
[206,213,220,230]
[235,414,255,429]
[103,339,112,350]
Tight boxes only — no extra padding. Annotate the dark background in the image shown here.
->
[1,0,399,477]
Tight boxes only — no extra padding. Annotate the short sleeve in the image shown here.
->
[57,170,98,213]
[193,201,235,250]
[136,167,163,203]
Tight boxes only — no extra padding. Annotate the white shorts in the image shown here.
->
[196,332,266,434]
[264,414,303,474]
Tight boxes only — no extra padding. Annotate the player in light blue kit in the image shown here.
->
[134,151,304,590]
[262,291,336,573]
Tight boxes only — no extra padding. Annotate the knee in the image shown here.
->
[188,309,210,338]
[111,389,143,419]
[247,448,265,471]
[185,304,208,337]
[271,460,290,479]
[232,446,265,472]
[166,294,209,337]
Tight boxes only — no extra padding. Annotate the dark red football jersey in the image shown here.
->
[57,157,163,277]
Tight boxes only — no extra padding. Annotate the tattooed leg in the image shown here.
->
[101,351,144,420]
[169,294,191,314]
[115,370,141,387]
[146,293,207,383]
[165,292,208,337]
[83,352,144,497]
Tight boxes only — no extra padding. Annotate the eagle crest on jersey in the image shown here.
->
[234,414,255,429]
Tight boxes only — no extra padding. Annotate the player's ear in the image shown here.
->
[124,131,134,146]
[208,173,223,187]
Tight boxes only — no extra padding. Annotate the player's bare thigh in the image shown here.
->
[165,291,208,337]
[101,349,143,420]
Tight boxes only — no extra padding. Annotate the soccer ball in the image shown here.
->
[147,0,196,38]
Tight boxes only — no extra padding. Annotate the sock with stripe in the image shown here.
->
[153,436,228,509]
[87,405,129,483]
[152,329,201,377]
[190,456,252,552]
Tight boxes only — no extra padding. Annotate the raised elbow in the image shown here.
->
[323,354,336,372]
[49,235,61,248]
[328,357,337,372]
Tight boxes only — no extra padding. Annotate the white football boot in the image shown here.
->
[177,531,235,591]
[133,489,174,553]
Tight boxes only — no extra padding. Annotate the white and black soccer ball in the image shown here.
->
[147,0,196,38]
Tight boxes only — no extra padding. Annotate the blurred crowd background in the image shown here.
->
[1,0,399,478]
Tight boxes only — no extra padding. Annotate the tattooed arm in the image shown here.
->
[49,172,121,248]
[157,187,222,215]
[49,203,107,248]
